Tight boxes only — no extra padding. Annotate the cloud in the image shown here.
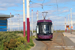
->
[58,7,68,10]
[30,3,42,8]
[62,10,69,13]
[44,0,75,6]
[0,3,18,10]
[56,9,69,14]
[0,0,22,3]
[72,12,75,16]
[62,7,68,9]
[8,15,23,31]
[8,9,71,31]
[12,9,23,12]
[50,0,73,3]
[38,0,43,1]
[0,8,7,10]
[0,13,6,15]
[48,16,64,21]
[0,0,22,10]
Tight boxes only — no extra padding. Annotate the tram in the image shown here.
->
[36,19,53,39]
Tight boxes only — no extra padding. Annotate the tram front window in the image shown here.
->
[41,25,50,34]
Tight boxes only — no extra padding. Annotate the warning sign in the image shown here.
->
[71,26,73,28]
[68,27,70,29]
[66,25,69,28]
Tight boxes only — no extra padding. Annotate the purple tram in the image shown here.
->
[36,19,53,39]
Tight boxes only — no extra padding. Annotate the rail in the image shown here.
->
[41,32,68,50]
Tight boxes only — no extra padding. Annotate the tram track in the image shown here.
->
[41,32,67,50]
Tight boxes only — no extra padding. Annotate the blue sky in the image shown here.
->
[0,0,75,30]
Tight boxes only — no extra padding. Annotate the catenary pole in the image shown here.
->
[23,0,25,37]
[10,13,11,31]
[65,17,67,32]
[70,8,73,31]
[37,10,38,21]
[32,10,33,34]
[68,14,70,32]
[27,0,30,42]
[68,14,69,25]
[18,14,20,31]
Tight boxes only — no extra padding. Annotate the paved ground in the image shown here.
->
[63,32,75,43]
[30,33,75,50]
[30,39,46,50]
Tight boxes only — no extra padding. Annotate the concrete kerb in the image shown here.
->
[63,32,70,36]
[63,32,65,36]
[63,34,65,36]
[30,39,36,50]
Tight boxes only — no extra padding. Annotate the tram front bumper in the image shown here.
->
[37,34,53,39]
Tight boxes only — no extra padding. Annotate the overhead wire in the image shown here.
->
[56,0,58,12]
[56,0,59,17]
[42,0,45,11]
[30,0,58,12]
[29,0,45,10]
[42,0,45,4]
[29,0,46,19]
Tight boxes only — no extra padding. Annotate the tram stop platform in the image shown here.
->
[63,32,75,43]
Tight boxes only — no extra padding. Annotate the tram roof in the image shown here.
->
[37,20,52,23]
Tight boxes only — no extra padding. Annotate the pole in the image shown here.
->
[65,17,67,32]
[42,14,43,19]
[68,14,70,32]
[32,10,33,34]
[23,0,25,37]
[71,8,73,31]
[19,14,20,31]
[13,17,14,31]
[18,14,19,31]
[27,0,30,43]
[68,14,69,25]
[10,13,11,31]
[37,10,38,20]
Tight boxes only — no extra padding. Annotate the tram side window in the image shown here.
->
[51,25,53,33]
[49,25,51,33]
[37,25,39,33]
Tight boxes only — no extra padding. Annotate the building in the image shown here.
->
[0,15,14,31]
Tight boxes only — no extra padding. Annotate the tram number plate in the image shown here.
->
[44,36,49,38]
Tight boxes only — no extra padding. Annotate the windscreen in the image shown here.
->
[37,22,53,34]
[40,25,51,34]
